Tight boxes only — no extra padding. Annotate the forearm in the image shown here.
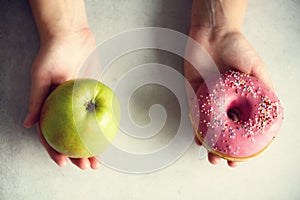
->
[29,0,89,43]
[191,0,247,34]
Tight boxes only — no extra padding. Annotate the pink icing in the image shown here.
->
[191,70,284,159]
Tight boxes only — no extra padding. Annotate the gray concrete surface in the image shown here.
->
[0,0,300,199]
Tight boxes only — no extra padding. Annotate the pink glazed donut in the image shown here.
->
[191,70,284,161]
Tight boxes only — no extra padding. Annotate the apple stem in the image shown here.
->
[86,100,96,112]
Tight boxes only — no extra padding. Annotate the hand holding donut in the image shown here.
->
[185,0,283,167]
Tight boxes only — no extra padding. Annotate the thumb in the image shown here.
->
[251,65,275,92]
[23,73,51,128]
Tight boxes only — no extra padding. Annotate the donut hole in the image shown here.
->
[227,108,241,122]
[226,97,252,123]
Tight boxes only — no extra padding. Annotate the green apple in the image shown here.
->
[40,79,120,158]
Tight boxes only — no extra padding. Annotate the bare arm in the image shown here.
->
[29,0,89,44]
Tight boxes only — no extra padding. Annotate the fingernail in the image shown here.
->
[58,159,67,167]
[84,162,90,169]
[23,114,31,128]
[95,161,100,169]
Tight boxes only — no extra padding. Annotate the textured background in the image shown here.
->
[0,0,299,199]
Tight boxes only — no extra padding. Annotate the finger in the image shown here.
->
[69,158,90,170]
[251,65,275,91]
[23,72,51,128]
[37,124,68,167]
[89,157,100,170]
[208,152,221,165]
[227,160,238,168]
[194,135,202,146]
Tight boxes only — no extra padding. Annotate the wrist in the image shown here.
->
[29,0,89,44]
[38,24,90,45]
[190,0,247,39]
[189,24,243,49]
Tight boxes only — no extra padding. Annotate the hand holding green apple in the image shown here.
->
[40,79,120,158]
